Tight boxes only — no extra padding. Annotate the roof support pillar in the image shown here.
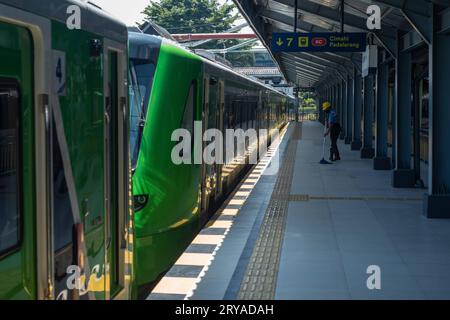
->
[331,85,336,118]
[340,79,347,140]
[374,57,392,170]
[392,39,415,188]
[351,70,363,151]
[361,74,375,159]
[424,4,450,218]
[334,82,339,133]
[345,72,354,145]
[336,82,341,130]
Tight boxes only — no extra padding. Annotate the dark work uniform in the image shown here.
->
[327,109,341,161]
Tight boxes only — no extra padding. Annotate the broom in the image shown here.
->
[320,125,332,165]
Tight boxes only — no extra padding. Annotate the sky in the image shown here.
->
[90,0,150,26]
[90,0,251,31]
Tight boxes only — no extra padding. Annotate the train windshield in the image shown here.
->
[129,59,156,169]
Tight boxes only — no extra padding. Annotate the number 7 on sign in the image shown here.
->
[286,37,294,47]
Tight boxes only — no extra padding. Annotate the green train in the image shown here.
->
[128,32,296,297]
[0,0,133,300]
[0,0,297,300]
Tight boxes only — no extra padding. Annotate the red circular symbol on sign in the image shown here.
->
[312,38,327,47]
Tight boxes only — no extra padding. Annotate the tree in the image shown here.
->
[298,92,317,113]
[142,0,238,34]
[225,51,254,67]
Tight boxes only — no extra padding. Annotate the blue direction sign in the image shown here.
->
[271,32,367,53]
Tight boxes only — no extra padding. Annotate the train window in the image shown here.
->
[237,102,242,129]
[129,59,157,169]
[242,104,246,130]
[225,104,230,130]
[181,82,196,138]
[240,104,245,130]
[245,104,250,130]
[0,82,21,257]
[232,102,237,129]
[252,103,256,127]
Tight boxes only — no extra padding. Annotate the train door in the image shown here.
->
[105,49,120,297]
[266,94,271,144]
[104,44,128,299]
[0,21,35,300]
[215,81,225,200]
[200,77,209,213]
[201,74,222,213]
[256,91,262,160]
[51,89,78,300]
[206,76,219,209]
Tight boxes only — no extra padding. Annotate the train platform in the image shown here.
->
[148,121,450,300]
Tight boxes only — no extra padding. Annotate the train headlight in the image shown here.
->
[133,194,149,212]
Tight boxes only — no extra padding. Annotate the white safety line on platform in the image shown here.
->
[147,124,291,300]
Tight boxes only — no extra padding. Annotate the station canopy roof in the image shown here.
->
[232,0,450,89]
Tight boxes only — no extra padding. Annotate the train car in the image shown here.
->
[128,32,292,297]
[286,95,299,121]
[0,0,134,300]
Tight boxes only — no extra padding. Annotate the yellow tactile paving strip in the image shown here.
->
[148,124,291,300]
[237,123,300,300]
[289,194,423,202]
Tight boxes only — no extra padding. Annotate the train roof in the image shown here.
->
[201,54,286,97]
[0,0,127,43]
[285,94,297,101]
[129,31,162,61]
[129,31,290,99]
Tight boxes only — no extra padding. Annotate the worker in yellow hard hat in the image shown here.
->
[322,101,342,161]
[322,101,331,111]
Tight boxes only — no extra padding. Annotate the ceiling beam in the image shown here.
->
[280,60,323,79]
[283,66,321,81]
[371,0,432,17]
[274,0,397,36]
